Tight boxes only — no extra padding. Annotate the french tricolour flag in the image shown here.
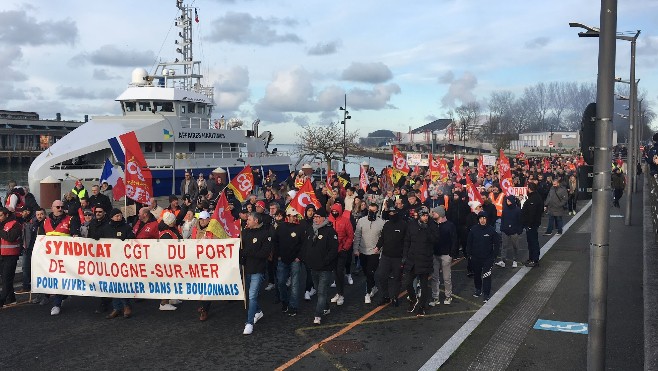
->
[100,158,126,201]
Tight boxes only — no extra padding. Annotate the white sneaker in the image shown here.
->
[264,283,275,291]
[512,261,518,268]
[330,281,336,288]
[346,274,353,285]
[169,299,182,305]
[495,260,506,268]
[370,286,378,296]
[336,295,344,306]
[309,287,317,297]
[365,293,371,304]
[243,323,254,335]
[159,303,178,311]
[304,291,311,301]
[443,297,453,305]
[330,294,340,303]
[313,316,321,325]
[254,311,264,324]
[428,297,441,307]
[50,306,60,316]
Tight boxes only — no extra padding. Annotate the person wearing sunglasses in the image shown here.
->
[38,200,78,316]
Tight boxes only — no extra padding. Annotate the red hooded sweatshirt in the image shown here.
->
[329,203,354,252]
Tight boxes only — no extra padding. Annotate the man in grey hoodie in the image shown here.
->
[353,203,385,304]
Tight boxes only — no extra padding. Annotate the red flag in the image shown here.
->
[465,174,484,204]
[359,166,368,192]
[429,153,440,182]
[121,131,153,205]
[392,145,410,173]
[208,193,240,238]
[326,169,336,190]
[577,156,585,167]
[524,159,530,170]
[477,155,486,180]
[413,164,420,175]
[418,181,428,203]
[498,150,513,179]
[112,177,125,201]
[453,156,463,181]
[288,179,321,216]
[438,157,450,182]
[543,158,551,173]
[227,165,254,202]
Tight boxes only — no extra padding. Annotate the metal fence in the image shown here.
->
[648,171,658,238]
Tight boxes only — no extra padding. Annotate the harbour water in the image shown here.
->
[0,163,30,196]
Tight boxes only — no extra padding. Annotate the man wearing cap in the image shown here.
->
[180,171,199,202]
[375,205,407,306]
[272,209,305,316]
[104,209,135,319]
[241,212,273,334]
[429,206,458,306]
[402,206,439,316]
[191,211,223,321]
[301,206,338,325]
[354,203,385,304]
[466,211,501,302]
[328,203,354,307]
[71,180,87,200]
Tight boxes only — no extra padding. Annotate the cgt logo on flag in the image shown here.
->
[163,129,173,140]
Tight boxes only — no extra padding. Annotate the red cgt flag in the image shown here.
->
[359,166,368,192]
[288,178,321,216]
[121,131,153,205]
[208,192,240,238]
[392,146,410,174]
[429,153,440,182]
[465,174,484,204]
[418,180,428,203]
[477,154,486,180]
[227,165,254,202]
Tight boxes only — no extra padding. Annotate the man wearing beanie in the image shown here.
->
[157,211,184,311]
[466,211,501,302]
[429,206,458,306]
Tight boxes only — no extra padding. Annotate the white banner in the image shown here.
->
[483,155,497,166]
[407,153,429,166]
[510,187,528,198]
[31,236,244,301]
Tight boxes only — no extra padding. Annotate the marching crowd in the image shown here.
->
[0,153,604,335]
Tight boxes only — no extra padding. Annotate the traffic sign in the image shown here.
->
[548,141,554,148]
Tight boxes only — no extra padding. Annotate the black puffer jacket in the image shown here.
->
[301,220,338,271]
[272,221,305,264]
[521,191,544,228]
[240,225,272,274]
[403,219,439,274]
[376,215,407,258]
[466,223,501,261]
[103,218,135,240]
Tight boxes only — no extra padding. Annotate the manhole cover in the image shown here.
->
[321,339,365,355]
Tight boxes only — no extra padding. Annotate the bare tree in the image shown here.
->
[547,81,571,130]
[488,90,515,134]
[296,122,360,174]
[455,101,481,142]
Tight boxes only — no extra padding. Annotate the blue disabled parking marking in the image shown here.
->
[533,319,588,334]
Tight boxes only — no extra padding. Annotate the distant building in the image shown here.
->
[359,129,396,148]
[509,131,618,151]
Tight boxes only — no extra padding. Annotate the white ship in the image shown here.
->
[28,0,291,202]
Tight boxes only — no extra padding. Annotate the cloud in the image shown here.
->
[292,115,310,126]
[206,12,302,45]
[0,83,42,101]
[425,114,438,122]
[256,67,317,113]
[0,10,77,46]
[341,62,393,83]
[0,46,27,81]
[439,71,477,107]
[214,66,250,111]
[348,84,401,110]
[92,69,120,80]
[70,45,155,67]
[56,86,118,100]
[308,41,339,56]
[524,37,550,49]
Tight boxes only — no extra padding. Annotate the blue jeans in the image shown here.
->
[245,273,264,325]
[311,270,333,317]
[545,215,563,234]
[22,249,32,289]
[277,260,301,310]
[526,227,540,262]
[112,298,131,311]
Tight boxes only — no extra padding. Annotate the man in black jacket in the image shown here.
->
[88,185,112,213]
[0,208,23,307]
[272,209,305,316]
[466,211,501,302]
[521,182,544,267]
[301,207,338,325]
[430,206,459,306]
[241,212,272,335]
[103,209,135,319]
[375,206,407,306]
[86,206,112,313]
[402,207,439,316]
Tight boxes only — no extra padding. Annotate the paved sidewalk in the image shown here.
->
[440,187,645,370]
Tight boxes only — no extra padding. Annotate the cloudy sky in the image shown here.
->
[1,0,657,143]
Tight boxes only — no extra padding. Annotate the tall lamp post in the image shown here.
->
[155,112,177,194]
[569,10,618,370]
[339,94,351,172]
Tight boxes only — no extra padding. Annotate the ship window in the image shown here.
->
[189,142,196,152]
[155,142,163,152]
[180,105,186,114]
[154,101,174,112]
[188,103,196,113]
[139,102,151,112]
[198,105,205,115]
[145,143,153,152]
[124,102,136,112]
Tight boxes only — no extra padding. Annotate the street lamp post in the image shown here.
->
[339,94,351,172]
[155,112,177,194]
[570,8,619,370]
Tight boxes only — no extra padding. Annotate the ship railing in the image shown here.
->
[143,151,290,160]
[181,117,244,130]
